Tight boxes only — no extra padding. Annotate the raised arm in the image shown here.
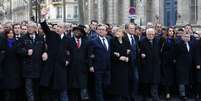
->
[40,8,52,37]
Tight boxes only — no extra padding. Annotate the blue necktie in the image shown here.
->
[131,36,136,46]
[102,38,107,50]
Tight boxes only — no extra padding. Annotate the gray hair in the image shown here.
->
[146,28,155,34]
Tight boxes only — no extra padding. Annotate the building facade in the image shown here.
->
[12,0,29,22]
[46,0,79,23]
[0,0,201,26]
[84,0,201,27]
[0,0,79,23]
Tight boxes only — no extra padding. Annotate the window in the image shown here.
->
[52,0,62,2]
[146,0,152,22]
[56,7,62,19]
[41,0,45,3]
[190,0,198,24]
[74,6,78,19]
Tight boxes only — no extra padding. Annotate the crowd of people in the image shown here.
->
[0,9,201,101]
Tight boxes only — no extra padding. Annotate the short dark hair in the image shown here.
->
[178,28,184,32]
[90,20,98,24]
[185,24,192,27]
[13,23,21,29]
[125,23,135,30]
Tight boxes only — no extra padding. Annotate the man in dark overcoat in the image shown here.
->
[139,28,161,101]
[67,25,90,101]
[39,8,70,101]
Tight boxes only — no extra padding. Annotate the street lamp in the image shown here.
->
[31,0,41,23]
[63,0,66,22]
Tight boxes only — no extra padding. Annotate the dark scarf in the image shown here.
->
[7,39,15,48]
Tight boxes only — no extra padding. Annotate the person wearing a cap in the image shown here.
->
[68,25,90,101]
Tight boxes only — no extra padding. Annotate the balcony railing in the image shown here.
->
[52,0,62,4]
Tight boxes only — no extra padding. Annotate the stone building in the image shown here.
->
[0,0,201,27]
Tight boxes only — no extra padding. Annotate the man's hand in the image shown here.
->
[141,53,146,59]
[196,65,201,70]
[119,56,127,62]
[41,8,49,17]
[114,52,120,57]
[65,61,69,66]
[89,67,95,72]
[42,52,48,61]
[28,49,33,56]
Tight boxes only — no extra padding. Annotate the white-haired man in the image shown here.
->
[139,28,161,101]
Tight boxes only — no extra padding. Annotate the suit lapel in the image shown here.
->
[181,41,189,53]
[106,37,110,51]
[72,38,77,48]
[97,37,107,50]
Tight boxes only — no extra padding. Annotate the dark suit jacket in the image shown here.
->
[89,36,111,72]
[124,34,140,67]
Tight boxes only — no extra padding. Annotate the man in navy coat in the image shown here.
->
[89,24,111,101]
[124,23,140,101]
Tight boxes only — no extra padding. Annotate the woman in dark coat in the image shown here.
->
[110,28,131,101]
[2,29,21,101]
[161,27,176,99]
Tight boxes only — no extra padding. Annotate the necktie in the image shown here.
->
[131,36,135,46]
[30,35,35,43]
[77,38,80,48]
[102,38,107,50]
[186,42,190,52]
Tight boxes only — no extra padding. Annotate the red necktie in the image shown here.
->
[77,39,80,48]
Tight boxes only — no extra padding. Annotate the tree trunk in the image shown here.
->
[78,0,84,24]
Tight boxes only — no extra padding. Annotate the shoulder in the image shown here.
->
[21,34,28,40]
